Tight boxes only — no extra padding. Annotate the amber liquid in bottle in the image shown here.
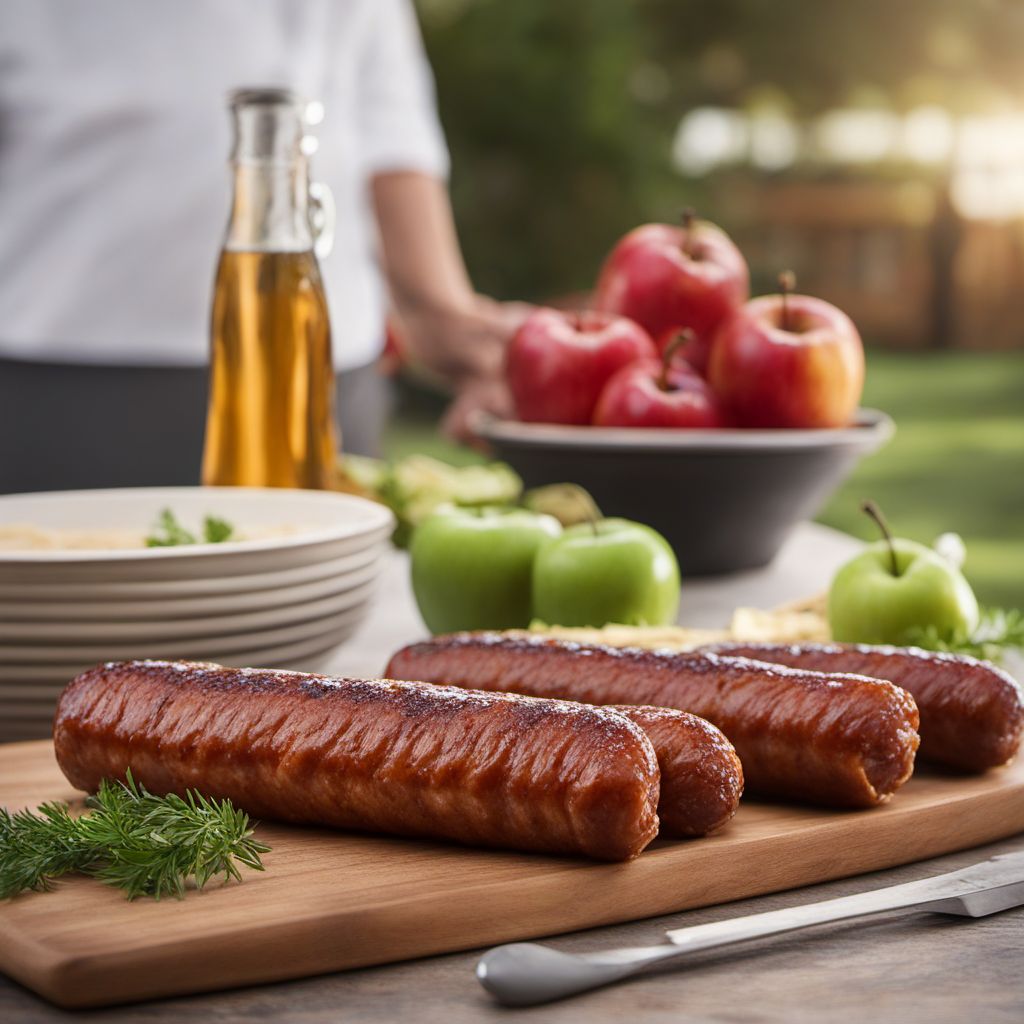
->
[201,88,339,490]
[203,250,337,488]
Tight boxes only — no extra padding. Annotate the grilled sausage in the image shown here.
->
[702,642,1023,772]
[604,705,743,836]
[53,660,661,862]
[385,633,921,808]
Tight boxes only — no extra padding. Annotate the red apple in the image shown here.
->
[707,274,865,428]
[594,332,727,428]
[506,308,656,425]
[655,325,713,377]
[593,211,749,353]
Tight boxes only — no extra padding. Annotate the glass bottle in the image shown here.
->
[201,88,339,490]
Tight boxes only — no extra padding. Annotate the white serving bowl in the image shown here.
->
[0,487,395,742]
[0,487,394,582]
[0,543,384,603]
[0,550,384,625]
[0,574,378,644]
[0,600,369,666]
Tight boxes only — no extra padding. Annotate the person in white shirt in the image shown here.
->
[0,0,524,491]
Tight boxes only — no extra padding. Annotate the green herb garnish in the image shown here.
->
[145,508,197,547]
[906,607,1024,663]
[145,508,235,547]
[0,771,269,901]
[202,515,235,544]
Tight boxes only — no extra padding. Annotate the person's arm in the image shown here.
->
[354,0,529,436]
[372,171,529,387]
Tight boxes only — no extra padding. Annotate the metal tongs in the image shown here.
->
[477,850,1024,1006]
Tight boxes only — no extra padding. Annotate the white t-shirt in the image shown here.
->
[0,0,448,371]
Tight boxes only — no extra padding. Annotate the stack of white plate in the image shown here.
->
[0,487,394,742]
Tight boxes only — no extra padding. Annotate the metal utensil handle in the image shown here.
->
[662,873,956,954]
[477,866,990,1007]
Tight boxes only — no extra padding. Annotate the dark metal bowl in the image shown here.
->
[474,410,894,576]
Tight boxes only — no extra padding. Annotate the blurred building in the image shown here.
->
[673,106,1024,350]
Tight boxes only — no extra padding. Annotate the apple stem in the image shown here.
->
[778,270,796,331]
[861,500,901,577]
[679,207,696,258]
[658,329,693,391]
[571,488,601,537]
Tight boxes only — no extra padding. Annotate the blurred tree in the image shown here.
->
[418,0,684,301]
[642,0,1024,115]
[417,0,1024,302]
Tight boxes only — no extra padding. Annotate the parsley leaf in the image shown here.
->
[145,509,236,547]
[203,515,234,544]
[145,508,197,547]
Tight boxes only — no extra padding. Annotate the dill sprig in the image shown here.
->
[906,606,1024,663]
[0,800,100,897]
[0,772,269,901]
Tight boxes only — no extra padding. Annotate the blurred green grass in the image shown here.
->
[383,351,1024,607]
[817,351,1024,608]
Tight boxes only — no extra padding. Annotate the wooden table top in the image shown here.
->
[3,523,1022,1022]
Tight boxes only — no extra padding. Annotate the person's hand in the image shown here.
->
[371,173,532,442]
[402,295,532,443]
[402,295,531,383]
[441,376,514,446]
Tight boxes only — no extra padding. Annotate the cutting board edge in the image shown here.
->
[9,778,1024,1010]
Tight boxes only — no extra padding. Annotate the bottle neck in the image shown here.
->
[224,158,314,253]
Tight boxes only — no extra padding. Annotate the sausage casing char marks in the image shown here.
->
[703,642,1024,773]
[386,633,921,808]
[54,660,661,862]
[604,704,743,836]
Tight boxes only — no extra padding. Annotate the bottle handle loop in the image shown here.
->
[309,181,335,259]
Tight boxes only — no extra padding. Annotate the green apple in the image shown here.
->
[410,506,561,634]
[532,518,680,628]
[829,537,979,645]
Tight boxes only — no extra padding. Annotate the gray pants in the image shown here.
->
[0,356,391,494]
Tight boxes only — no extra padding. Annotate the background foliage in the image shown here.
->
[419,0,1024,301]
[401,0,1024,606]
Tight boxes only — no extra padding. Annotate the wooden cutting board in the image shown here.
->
[2,740,1024,1009]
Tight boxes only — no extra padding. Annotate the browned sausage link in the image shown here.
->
[701,642,1024,773]
[606,705,743,836]
[53,660,661,862]
[385,634,921,808]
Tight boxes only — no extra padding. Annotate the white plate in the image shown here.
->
[0,487,394,562]
[0,662,127,684]
[0,681,70,699]
[0,528,393,585]
[0,552,384,624]
[0,542,385,602]
[0,635,355,726]
[0,574,378,643]
[0,528,391,585]
[1,701,68,718]
[0,487,394,582]
[0,601,371,666]
[0,721,53,742]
